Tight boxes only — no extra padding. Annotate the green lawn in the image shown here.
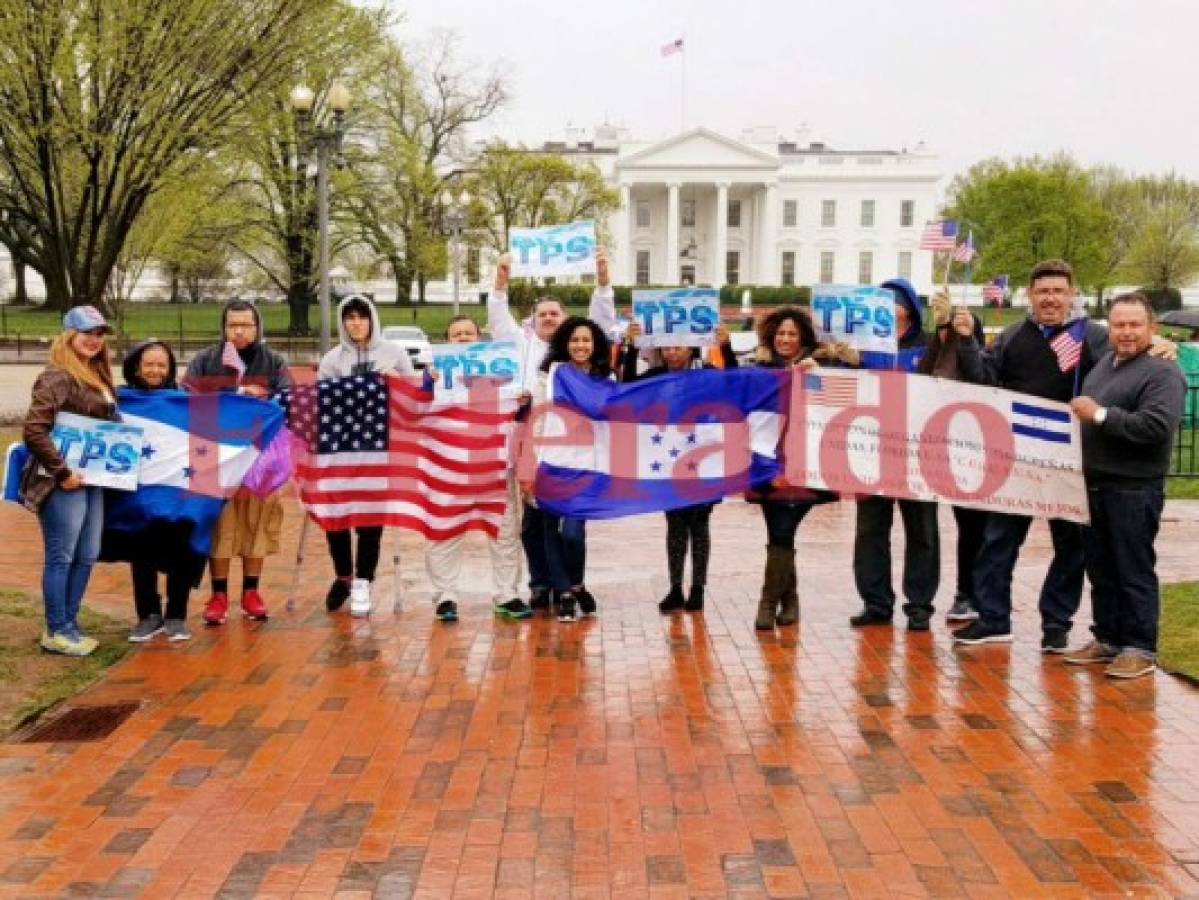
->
[1161,582,1199,682]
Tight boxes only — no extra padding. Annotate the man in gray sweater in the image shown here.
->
[1065,292,1186,679]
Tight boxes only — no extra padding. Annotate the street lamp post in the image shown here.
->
[290,82,351,357]
[441,189,470,316]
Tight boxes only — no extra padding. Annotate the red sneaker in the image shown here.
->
[203,592,229,626]
[241,589,269,621]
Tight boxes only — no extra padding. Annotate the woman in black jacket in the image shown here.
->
[620,323,737,613]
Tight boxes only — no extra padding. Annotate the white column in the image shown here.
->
[758,182,778,285]
[618,184,632,284]
[665,183,680,285]
[713,182,729,287]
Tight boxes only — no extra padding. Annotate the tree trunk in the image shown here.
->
[417,271,428,303]
[285,232,312,335]
[393,256,414,305]
[13,258,27,305]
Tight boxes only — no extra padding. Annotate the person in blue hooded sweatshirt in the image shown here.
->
[847,277,940,631]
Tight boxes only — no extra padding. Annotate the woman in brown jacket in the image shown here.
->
[22,306,119,656]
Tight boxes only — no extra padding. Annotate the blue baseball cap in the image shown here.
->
[62,305,113,334]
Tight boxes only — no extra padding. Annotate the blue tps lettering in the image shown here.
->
[633,301,718,336]
[436,354,519,390]
[510,232,595,267]
[812,296,894,338]
[54,425,137,474]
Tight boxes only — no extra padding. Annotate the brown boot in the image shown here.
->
[756,546,791,631]
[775,549,799,626]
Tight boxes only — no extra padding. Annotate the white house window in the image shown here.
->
[820,251,835,283]
[783,199,797,228]
[681,264,696,286]
[897,251,912,280]
[900,200,914,228]
[858,251,874,285]
[636,201,651,229]
[636,250,651,286]
[726,251,740,286]
[781,251,796,286]
[728,199,741,229]
[821,200,836,228]
[860,199,875,228]
[681,199,695,228]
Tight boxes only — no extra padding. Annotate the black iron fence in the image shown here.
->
[1171,383,1199,477]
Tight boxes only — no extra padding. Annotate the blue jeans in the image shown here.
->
[1084,481,1164,658]
[38,486,104,635]
[521,503,552,593]
[761,501,815,549]
[972,512,1084,634]
[541,512,586,593]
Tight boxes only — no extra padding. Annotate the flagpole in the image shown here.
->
[680,33,687,131]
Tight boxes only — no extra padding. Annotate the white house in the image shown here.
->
[534,124,943,292]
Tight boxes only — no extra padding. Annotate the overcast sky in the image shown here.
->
[390,0,1199,187]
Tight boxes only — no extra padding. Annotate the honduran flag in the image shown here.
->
[105,389,287,555]
[531,365,784,519]
[3,390,286,557]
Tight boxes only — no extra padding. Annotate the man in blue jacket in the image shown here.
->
[848,278,941,631]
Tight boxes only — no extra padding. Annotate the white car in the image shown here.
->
[381,325,433,369]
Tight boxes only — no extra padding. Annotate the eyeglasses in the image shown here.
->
[226,322,257,331]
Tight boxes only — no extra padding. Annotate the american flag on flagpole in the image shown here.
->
[1048,319,1087,373]
[803,373,858,408]
[661,38,684,57]
[221,341,246,383]
[952,229,977,264]
[919,220,958,251]
[982,275,1009,305]
[280,374,513,539]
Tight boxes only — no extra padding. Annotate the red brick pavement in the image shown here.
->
[0,494,1197,898]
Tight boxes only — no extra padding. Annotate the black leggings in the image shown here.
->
[665,504,714,588]
[326,527,383,581]
[132,561,193,620]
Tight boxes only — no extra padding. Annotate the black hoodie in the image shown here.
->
[123,340,179,390]
[183,301,290,394]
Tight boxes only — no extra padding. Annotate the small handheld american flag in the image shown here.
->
[919,220,958,251]
[221,341,246,383]
[661,38,684,57]
[982,275,1008,305]
[952,230,976,264]
[1049,319,1087,373]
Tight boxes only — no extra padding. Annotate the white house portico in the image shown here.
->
[542,124,943,293]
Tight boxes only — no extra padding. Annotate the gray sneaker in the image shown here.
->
[946,595,979,622]
[129,614,164,643]
[163,618,192,642]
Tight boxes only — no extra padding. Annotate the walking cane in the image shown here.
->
[391,527,403,613]
[287,513,309,612]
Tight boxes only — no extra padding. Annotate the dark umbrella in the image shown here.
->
[1158,310,1199,329]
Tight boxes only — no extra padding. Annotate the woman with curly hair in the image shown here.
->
[748,307,856,630]
[530,316,613,622]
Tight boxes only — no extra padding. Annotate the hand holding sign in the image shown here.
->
[494,253,511,292]
[508,221,597,278]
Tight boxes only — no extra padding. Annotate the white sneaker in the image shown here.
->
[349,579,372,617]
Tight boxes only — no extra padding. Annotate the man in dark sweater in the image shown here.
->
[1063,293,1185,679]
[949,260,1107,650]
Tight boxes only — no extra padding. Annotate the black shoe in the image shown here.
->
[684,585,705,612]
[659,585,685,614]
[907,617,931,632]
[435,600,459,623]
[946,595,979,622]
[557,592,577,623]
[849,607,892,628]
[529,590,551,613]
[495,598,533,620]
[576,587,597,618]
[952,621,1013,645]
[326,578,351,612]
[1041,630,1069,654]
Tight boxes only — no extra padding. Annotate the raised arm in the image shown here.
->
[588,246,618,339]
[486,253,522,344]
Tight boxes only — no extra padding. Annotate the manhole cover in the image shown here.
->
[20,703,140,743]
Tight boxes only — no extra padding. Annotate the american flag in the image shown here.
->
[952,230,976,264]
[661,38,684,57]
[221,341,246,382]
[919,220,958,251]
[1048,319,1087,373]
[982,275,1008,305]
[279,374,512,539]
[803,372,858,408]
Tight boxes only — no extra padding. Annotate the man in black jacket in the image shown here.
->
[1064,293,1185,678]
[950,260,1107,650]
[184,300,291,625]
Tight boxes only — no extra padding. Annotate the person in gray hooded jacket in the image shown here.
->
[317,295,413,617]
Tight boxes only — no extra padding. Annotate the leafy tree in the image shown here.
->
[466,144,620,254]
[345,33,507,303]
[943,155,1109,290]
[1120,175,1199,294]
[0,0,329,311]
